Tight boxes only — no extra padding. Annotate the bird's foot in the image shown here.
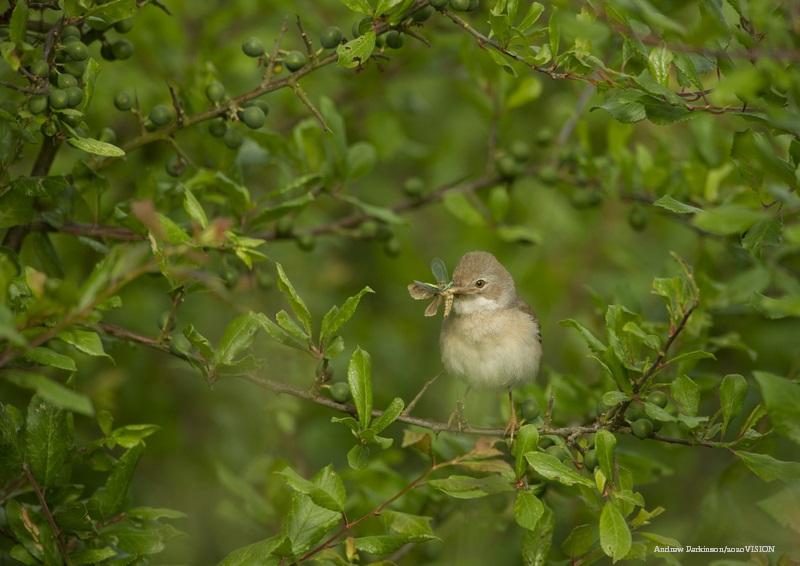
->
[504,411,521,444]
[447,399,468,432]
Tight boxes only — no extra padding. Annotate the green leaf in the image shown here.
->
[348,347,373,430]
[9,0,29,44]
[506,76,543,109]
[24,347,77,371]
[381,510,434,536]
[339,0,372,15]
[337,31,376,69]
[737,451,800,483]
[57,329,112,361]
[593,91,646,124]
[742,217,783,258]
[183,189,208,229]
[753,371,800,445]
[257,314,308,351]
[5,499,61,565]
[496,225,541,245]
[340,194,406,225]
[514,425,539,477]
[97,442,145,516]
[514,490,544,530]
[10,175,70,197]
[599,502,632,561]
[758,487,800,534]
[347,443,370,470]
[602,391,630,406]
[275,263,312,336]
[376,0,402,15]
[371,397,404,434]
[442,192,486,227]
[282,491,342,558]
[346,141,377,179]
[216,312,264,366]
[653,195,702,214]
[320,286,374,344]
[218,536,284,566]
[559,319,606,353]
[4,371,94,416]
[521,504,554,565]
[276,465,345,512]
[670,375,700,416]
[562,524,595,556]
[67,136,126,157]
[525,452,594,487]
[694,205,764,235]
[0,403,24,478]
[83,0,136,24]
[595,429,616,482]
[276,310,309,342]
[353,534,438,555]
[109,423,161,449]
[25,396,71,488]
[428,474,514,499]
[0,191,34,228]
[548,7,559,59]
[182,324,215,360]
[647,45,673,87]
[720,374,747,436]
[665,349,716,365]
[518,2,545,31]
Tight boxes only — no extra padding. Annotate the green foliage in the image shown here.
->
[2,0,800,564]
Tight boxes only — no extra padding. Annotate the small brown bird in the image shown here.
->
[439,251,542,438]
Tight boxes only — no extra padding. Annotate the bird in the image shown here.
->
[439,251,542,440]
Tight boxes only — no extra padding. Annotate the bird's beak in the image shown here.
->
[448,284,478,296]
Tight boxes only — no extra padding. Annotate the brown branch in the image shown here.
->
[22,464,72,566]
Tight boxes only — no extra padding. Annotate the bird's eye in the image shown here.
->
[475,279,485,288]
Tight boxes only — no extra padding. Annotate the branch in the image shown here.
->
[23,464,72,566]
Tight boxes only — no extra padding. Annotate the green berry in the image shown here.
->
[624,405,642,422]
[221,265,239,288]
[57,73,78,89]
[148,104,172,126]
[205,81,225,103]
[570,188,602,209]
[647,391,668,408]
[114,18,134,33]
[255,270,274,289]
[468,0,480,9]
[449,0,470,10]
[583,450,598,471]
[242,37,265,57]
[238,106,266,129]
[98,127,116,144]
[320,26,344,49]
[296,233,315,251]
[61,59,87,78]
[65,86,83,108]
[275,216,294,237]
[430,0,448,8]
[111,39,134,60]
[359,220,378,238]
[114,91,134,111]
[28,95,48,115]
[170,334,192,357]
[352,17,371,38]
[384,237,402,257]
[330,382,351,403]
[165,154,187,177]
[595,399,611,417]
[509,140,532,162]
[384,30,405,49]
[628,207,648,232]
[631,418,654,439]
[41,121,58,137]
[49,89,69,110]
[61,25,81,39]
[496,154,523,178]
[223,128,244,149]
[251,99,270,116]
[403,177,425,197]
[651,419,663,432]
[30,60,50,78]
[521,399,540,421]
[538,165,558,184]
[100,43,116,61]
[60,35,81,46]
[284,51,307,72]
[208,118,227,138]
[545,445,568,461]
[65,41,89,61]
[535,128,554,146]
[412,5,434,21]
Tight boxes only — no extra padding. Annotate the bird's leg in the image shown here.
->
[504,390,520,443]
[447,385,470,431]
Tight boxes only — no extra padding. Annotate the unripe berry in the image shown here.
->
[148,105,172,126]
[65,41,89,61]
[242,37,265,57]
[223,128,244,149]
[284,51,307,72]
[205,81,225,104]
[49,89,69,110]
[320,26,344,49]
[114,91,134,111]
[111,39,134,60]
[238,106,266,129]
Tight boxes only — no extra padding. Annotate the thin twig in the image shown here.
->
[22,464,72,566]
[295,14,315,60]
[289,79,331,132]
[403,373,441,416]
